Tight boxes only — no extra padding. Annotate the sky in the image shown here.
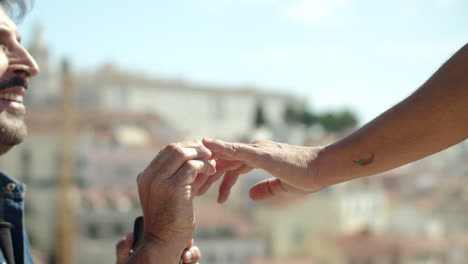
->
[17,0,468,123]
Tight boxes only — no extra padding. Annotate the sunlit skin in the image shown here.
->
[124,141,216,264]
[199,43,468,203]
[353,153,375,166]
[0,6,39,155]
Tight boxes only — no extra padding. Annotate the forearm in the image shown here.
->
[317,43,468,186]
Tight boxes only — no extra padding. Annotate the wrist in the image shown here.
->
[126,238,183,264]
[313,143,342,188]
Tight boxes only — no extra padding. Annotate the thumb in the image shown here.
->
[249,178,288,201]
[203,138,260,164]
[249,178,308,201]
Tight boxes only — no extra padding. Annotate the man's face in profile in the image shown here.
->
[0,6,38,148]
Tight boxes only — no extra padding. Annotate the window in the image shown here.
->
[87,222,99,239]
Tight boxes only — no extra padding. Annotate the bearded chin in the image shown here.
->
[0,111,27,146]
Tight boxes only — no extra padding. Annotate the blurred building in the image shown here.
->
[254,193,341,264]
[25,28,306,142]
[75,188,140,264]
[336,177,388,234]
[194,201,266,264]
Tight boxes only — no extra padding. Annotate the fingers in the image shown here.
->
[148,144,209,180]
[249,178,290,201]
[218,165,253,203]
[203,138,260,164]
[181,139,213,157]
[138,141,214,206]
[115,232,134,264]
[172,159,216,187]
[191,173,210,195]
[182,245,201,263]
[196,159,243,196]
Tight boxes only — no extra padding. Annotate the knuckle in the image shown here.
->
[136,172,144,185]
[230,144,242,155]
[164,144,175,154]
[251,139,265,145]
[166,144,185,159]
[166,143,180,152]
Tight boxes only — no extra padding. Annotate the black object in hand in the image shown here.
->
[131,216,144,251]
[131,216,184,264]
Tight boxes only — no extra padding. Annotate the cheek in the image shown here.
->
[0,52,7,75]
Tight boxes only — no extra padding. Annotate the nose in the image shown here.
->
[6,45,40,79]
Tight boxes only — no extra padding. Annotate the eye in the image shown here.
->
[0,42,7,52]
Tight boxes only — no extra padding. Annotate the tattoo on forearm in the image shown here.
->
[353,153,375,166]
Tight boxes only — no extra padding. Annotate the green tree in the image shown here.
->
[284,105,300,125]
[254,103,267,128]
[318,110,357,132]
[301,111,320,127]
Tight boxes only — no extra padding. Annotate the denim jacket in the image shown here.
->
[0,172,33,264]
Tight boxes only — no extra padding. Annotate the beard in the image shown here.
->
[0,109,27,146]
[0,76,29,146]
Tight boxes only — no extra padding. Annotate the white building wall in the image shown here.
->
[263,96,290,125]
[197,239,266,264]
[0,135,59,182]
[96,84,297,141]
[339,189,387,233]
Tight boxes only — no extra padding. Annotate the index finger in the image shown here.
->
[203,138,259,164]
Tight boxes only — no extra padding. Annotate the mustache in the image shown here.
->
[0,77,29,91]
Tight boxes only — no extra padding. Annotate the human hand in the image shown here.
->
[116,232,202,264]
[134,140,216,261]
[116,232,134,264]
[199,138,326,203]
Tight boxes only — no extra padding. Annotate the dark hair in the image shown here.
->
[0,0,31,21]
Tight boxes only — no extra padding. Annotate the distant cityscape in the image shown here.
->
[0,27,466,264]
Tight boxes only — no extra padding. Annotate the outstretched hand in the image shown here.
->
[198,138,326,203]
